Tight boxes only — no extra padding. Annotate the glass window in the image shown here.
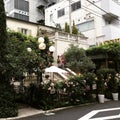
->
[14,13,29,21]
[77,20,94,32]
[71,1,81,12]
[18,27,31,35]
[58,8,65,18]
[14,0,29,12]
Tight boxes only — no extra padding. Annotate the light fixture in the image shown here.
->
[38,37,44,44]
[49,46,55,52]
[39,43,46,50]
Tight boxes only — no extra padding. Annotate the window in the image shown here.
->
[14,13,29,21]
[77,20,94,32]
[14,0,29,12]
[58,8,65,18]
[71,1,81,12]
[18,28,31,35]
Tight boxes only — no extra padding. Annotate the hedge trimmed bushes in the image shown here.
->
[0,84,18,118]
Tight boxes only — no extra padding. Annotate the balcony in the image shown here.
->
[103,24,120,40]
[101,0,120,19]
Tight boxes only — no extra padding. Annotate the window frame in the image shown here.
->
[57,8,65,18]
[71,1,81,12]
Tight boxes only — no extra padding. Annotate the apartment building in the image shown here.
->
[4,0,60,24]
[45,0,120,46]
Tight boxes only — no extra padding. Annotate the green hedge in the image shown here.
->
[0,84,18,118]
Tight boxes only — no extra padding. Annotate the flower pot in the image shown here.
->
[98,94,105,103]
[112,93,118,101]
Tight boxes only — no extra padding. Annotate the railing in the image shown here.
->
[54,31,88,44]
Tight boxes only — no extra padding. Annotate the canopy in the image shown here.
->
[45,66,67,73]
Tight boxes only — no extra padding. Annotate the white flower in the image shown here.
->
[48,87,51,90]
[27,47,32,52]
[50,82,55,87]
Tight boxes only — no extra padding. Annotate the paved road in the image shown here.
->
[17,101,120,120]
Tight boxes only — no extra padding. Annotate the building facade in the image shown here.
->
[45,0,120,46]
[6,17,88,61]
[4,0,61,24]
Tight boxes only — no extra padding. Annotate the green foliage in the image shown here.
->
[66,75,86,104]
[86,43,120,72]
[0,0,7,54]
[72,21,78,35]
[6,31,54,81]
[0,84,18,118]
[96,68,116,94]
[64,22,70,33]
[107,70,118,93]
[64,44,95,73]
[84,72,96,87]
[22,83,57,110]
[0,1,18,118]
[0,0,8,82]
[86,46,107,55]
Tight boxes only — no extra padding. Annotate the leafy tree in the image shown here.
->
[0,1,18,118]
[86,42,120,72]
[64,44,95,73]
[7,30,54,86]
[72,21,78,35]
[0,0,8,82]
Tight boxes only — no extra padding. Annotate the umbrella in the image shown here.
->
[45,66,67,73]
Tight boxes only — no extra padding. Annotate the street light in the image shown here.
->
[27,36,55,86]
[49,46,55,52]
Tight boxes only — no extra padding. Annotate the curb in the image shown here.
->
[0,102,96,120]
[0,110,45,120]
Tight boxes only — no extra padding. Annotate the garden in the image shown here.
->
[0,0,120,118]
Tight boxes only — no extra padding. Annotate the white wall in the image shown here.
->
[45,0,120,46]
[7,17,38,37]
[29,0,43,23]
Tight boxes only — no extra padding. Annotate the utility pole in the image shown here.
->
[69,0,72,34]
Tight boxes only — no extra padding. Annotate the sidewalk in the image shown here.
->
[0,107,45,120]
[0,105,75,120]
[0,100,110,120]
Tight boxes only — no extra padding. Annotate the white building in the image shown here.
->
[45,0,120,46]
[6,17,88,61]
[4,0,60,24]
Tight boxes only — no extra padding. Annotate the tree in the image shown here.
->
[0,0,8,82]
[86,42,120,72]
[64,44,95,73]
[7,31,54,86]
[64,22,70,33]
[72,21,78,35]
[0,1,18,118]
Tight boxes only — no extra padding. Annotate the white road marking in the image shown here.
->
[78,107,120,120]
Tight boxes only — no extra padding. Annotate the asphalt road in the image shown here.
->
[17,101,120,120]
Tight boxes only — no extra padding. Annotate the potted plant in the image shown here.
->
[97,78,105,103]
[107,71,118,101]
[96,69,106,103]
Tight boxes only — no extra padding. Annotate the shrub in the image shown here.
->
[96,68,117,95]
[0,84,18,118]
[66,75,86,104]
